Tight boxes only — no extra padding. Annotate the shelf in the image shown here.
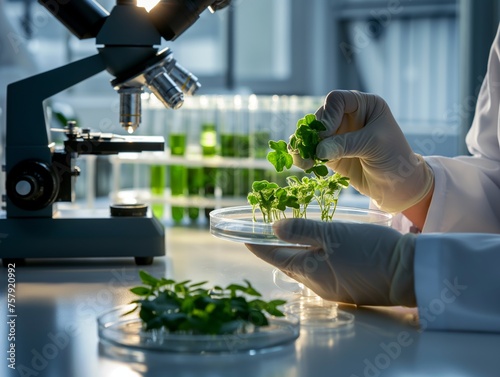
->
[110,152,301,170]
[111,188,371,210]
[111,189,249,208]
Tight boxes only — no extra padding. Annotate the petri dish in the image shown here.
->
[210,205,392,246]
[273,269,354,330]
[97,304,300,354]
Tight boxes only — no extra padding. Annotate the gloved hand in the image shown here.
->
[292,90,434,213]
[245,218,417,307]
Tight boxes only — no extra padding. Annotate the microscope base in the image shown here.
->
[0,209,165,266]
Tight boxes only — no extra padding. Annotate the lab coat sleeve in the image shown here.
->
[420,23,500,233]
[414,233,500,332]
[422,155,500,233]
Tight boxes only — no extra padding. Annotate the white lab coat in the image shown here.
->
[413,25,500,332]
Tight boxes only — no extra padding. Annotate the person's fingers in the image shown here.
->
[244,243,308,271]
[289,148,315,170]
[316,128,373,161]
[272,218,326,247]
[315,90,360,138]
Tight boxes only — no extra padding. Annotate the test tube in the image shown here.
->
[249,95,272,183]
[148,101,167,219]
[219,95,251,197]
[187,166,202,221]
[218,95,235,197]
[199,96,218,219]
[150,164,166,219]
[234,95,250,196]
[185,97,203,222]
[168,111,187,224]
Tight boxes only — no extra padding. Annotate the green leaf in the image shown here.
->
[267,150,293,173]
[226,283,247,295]
[313,165,329,177]
[247,193,259,205]
[248,299,267,309]
[189,281,209,288]
[174,280,191,293]
[139,270,160,286]
[268,299,287,306]
[145,317,163,330]
[265,306,285,317]
[285,196,300,209]
[129,286,151,296]
[304,113,316,124]
[309,119,326,132]
[269,139,288,152]
[159,278,176,287]
[267,140,293,172]
[139,307,156,323]
[252,180,271,192]
[243,280,262,297]
[248,310,268,327]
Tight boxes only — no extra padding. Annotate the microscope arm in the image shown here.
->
[6,54,106,159]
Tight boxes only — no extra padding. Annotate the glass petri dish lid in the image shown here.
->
[97,304,300,354]
[283,296,355,330]
[210,205,392,246]
[273,269,355,330]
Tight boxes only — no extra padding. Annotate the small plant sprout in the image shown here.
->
[127,270,287,335]
[247,180,299,223]
[249,114,350,223]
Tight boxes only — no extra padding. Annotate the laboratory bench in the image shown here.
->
[2,224,500,377]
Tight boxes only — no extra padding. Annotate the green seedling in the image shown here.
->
[127,270,286,335]
[249,113,350,223]
[248,173,349,223]
[247,180,299,223]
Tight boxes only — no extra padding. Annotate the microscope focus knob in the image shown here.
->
[15,177,37,197]
[6,160,60,211]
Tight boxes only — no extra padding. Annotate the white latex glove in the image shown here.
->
[293,90,434,213]
[245,218,417,307]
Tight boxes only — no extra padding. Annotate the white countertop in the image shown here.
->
[2,225,500,377]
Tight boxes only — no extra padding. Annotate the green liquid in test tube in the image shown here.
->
[150,165,166,219]
[169,133,187,223]
[220,133,236,196]
[200,123,217,219]
[187,167,202,221]
[235,134,250,195]
[220,133,251,196]
[253,130,271,182]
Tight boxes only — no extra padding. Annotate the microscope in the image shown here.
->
[0,0,230,266]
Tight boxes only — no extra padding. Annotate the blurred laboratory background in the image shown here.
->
[1,0,500,224]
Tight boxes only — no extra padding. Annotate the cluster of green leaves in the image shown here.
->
[267,114,328,178]
[247,173,349,223]
[127,270,287,335]
[248,113,350,223]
